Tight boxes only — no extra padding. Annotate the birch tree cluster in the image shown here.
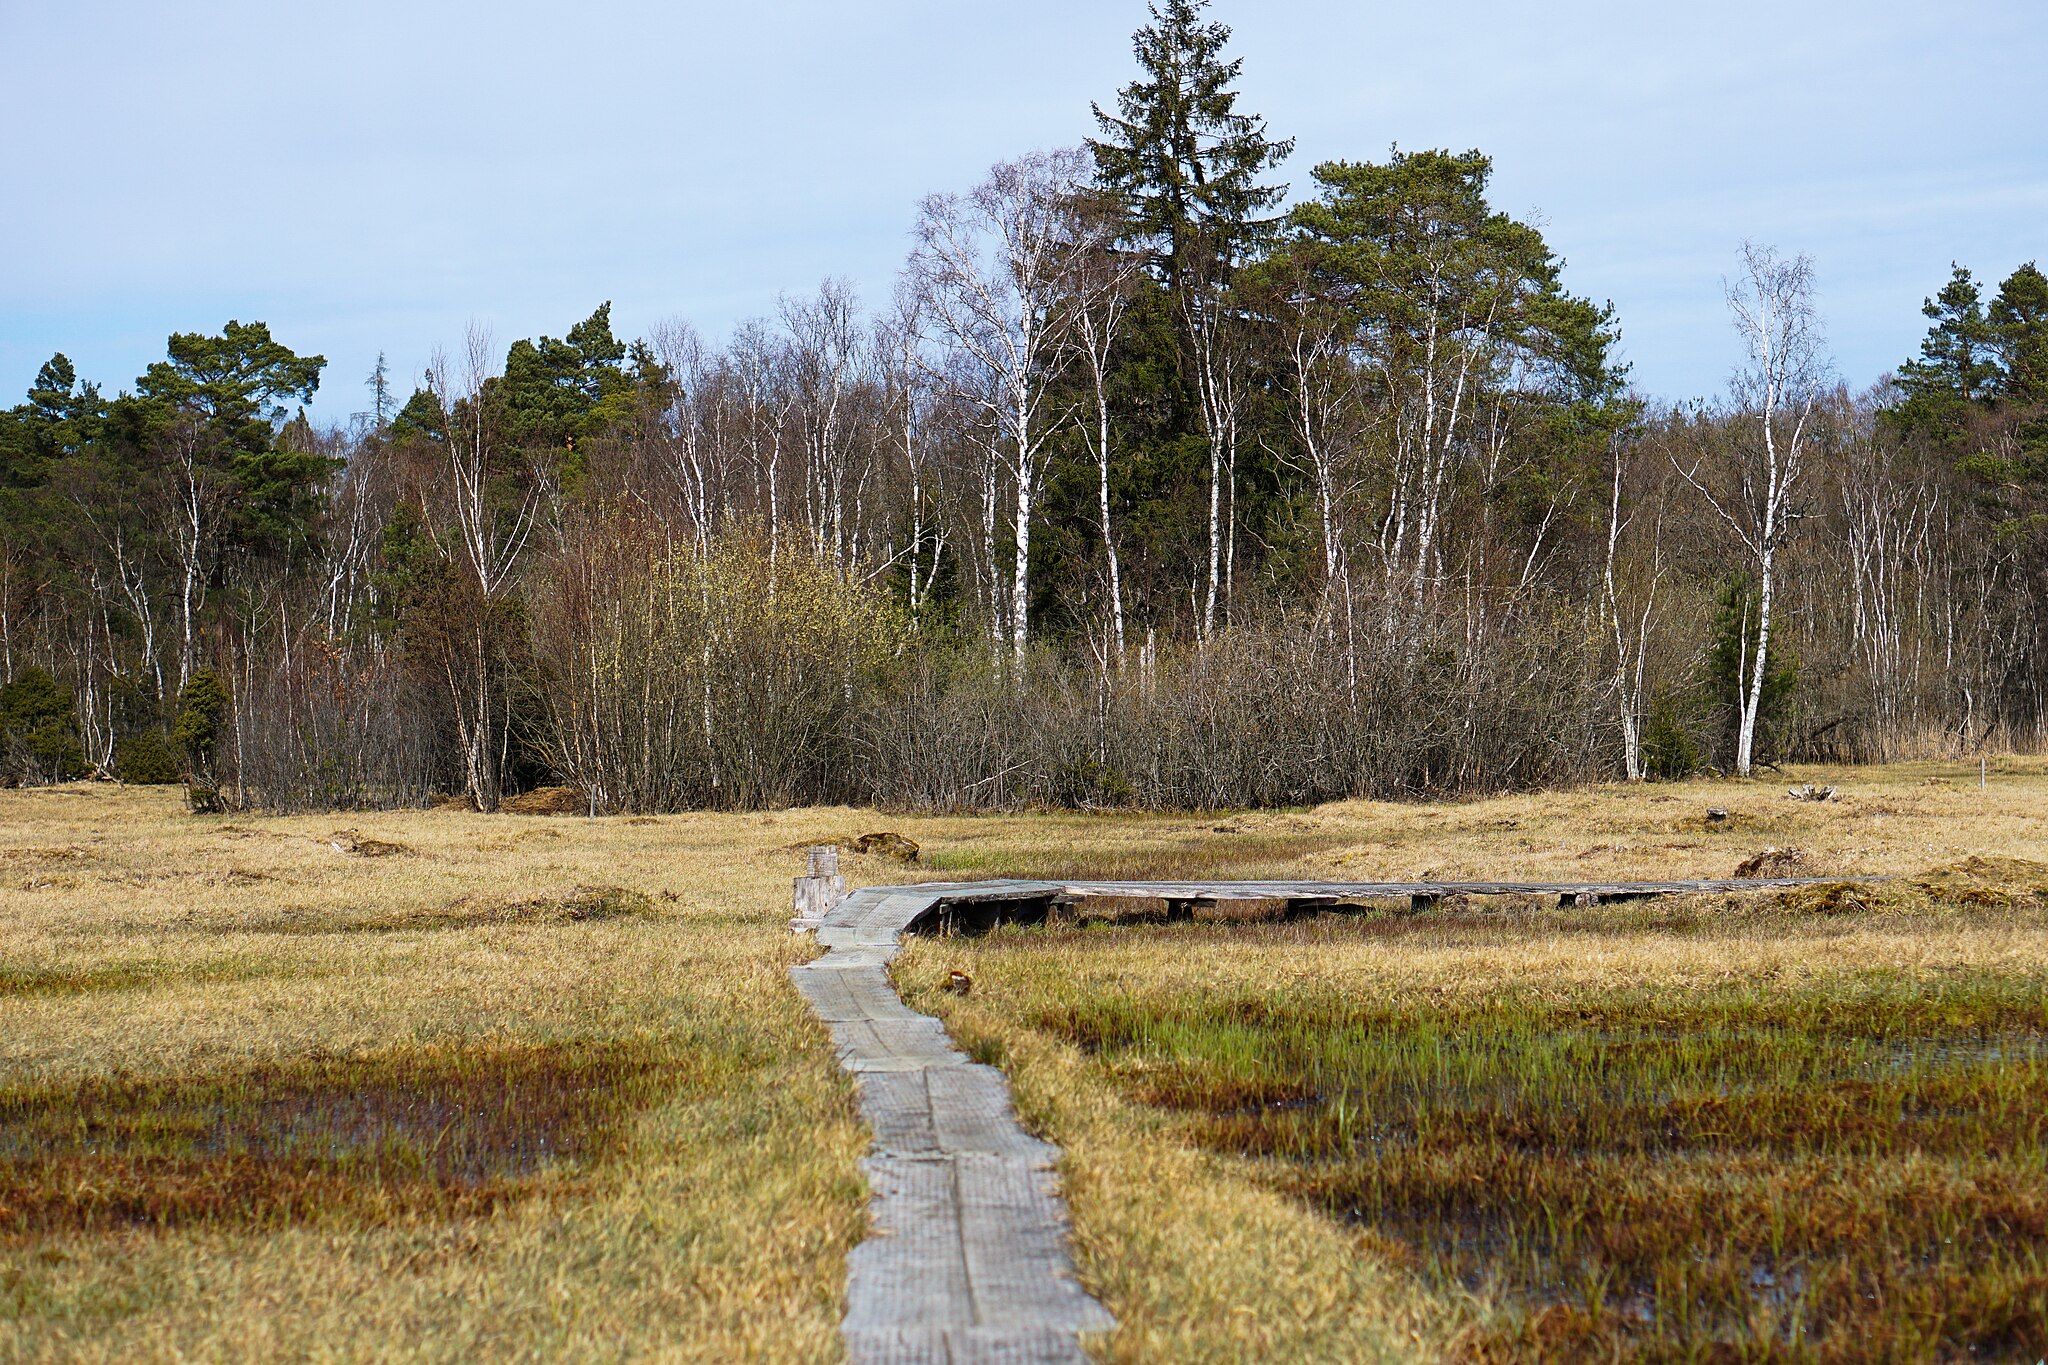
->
[1,0,2043,810]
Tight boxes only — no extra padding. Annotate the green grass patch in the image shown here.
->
[205,885,660,935]
[973,933,2048,1360]
[0,958,287,999]
[0,1040,681,1236]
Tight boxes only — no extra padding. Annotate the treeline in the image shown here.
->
[2,0,2044,812]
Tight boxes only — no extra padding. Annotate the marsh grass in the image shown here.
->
[6,762,2047,1361]
[897,765,2048,1361]
[1022,963,2048,1358]
[0,1041,673,1233]
[0,785,877,1362]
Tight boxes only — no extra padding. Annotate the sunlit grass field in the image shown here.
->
[0,790,888,1362]
[3,759,2045,1361]
[897,760,2048,1362]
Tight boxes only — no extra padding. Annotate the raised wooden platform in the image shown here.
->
[791,872,1865,1362]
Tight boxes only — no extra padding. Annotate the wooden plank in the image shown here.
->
[791,886,1112,1365]
[792,870,1883,1362]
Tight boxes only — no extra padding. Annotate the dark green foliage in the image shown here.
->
[1035,276,1213,635]
[1703,574,1796,767]
[1286,148,1624,404]
[494,303,634,465]
[114,729,184,784]
[389,387,446,443]
[135,320,332,554]
[1891,265,1999,449]
[1886,261,2048,685]
[177,667,233,812]
[1990,261,2048,406]
[0,668,85,784]
[1079,1,1296,634]
[1889,260,2048,464]
[174,670,230,778]
[136,321,324,433]
[1089,0,1293,292]
[1640,694,1704,781]
[3,354,104,486]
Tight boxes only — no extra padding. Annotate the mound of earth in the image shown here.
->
[781,832,922,863]
[328,830,410,858]
[500,786,586,815]
[1734,847,1810,878]
[849,832,920,862]
[1908,855,2048,906]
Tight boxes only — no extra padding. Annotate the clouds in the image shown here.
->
[2,0,2041,416]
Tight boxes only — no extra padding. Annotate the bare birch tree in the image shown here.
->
[903,147,1092,664]
[781,281,866,574]
[1603,430,1667,780]
[1062,210,1140,658]
[1677,243,1826,778]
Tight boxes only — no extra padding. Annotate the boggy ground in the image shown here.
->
[895,759,2048,1363]
[2,759,2045,1361]
[0,788,887,1362]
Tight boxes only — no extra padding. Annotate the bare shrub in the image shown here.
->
[220,633,447,813]
[527,521,899,812]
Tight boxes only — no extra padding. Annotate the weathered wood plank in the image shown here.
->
[792,870,1880,1362]
[791,883,1112,1365]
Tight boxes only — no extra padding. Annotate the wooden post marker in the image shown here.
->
[790,844,847,932]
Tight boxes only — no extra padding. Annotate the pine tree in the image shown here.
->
[1900,267,1997,399]
[1990,262,2048,406]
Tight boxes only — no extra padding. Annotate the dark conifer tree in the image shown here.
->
[1089,0,1293,296]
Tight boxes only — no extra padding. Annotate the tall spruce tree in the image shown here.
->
[1089,0,1293,296]
[1088,1,1294,633]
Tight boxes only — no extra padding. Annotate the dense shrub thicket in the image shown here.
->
[2,3,2043,810]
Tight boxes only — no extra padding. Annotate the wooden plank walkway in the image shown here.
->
[791,872,1861,1363]
[791,882,1115,1365]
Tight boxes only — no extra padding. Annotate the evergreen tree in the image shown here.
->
[1888,261,2048,488]
[1989,262,2048,406]
[1704,574,1796,769]
[1089,0,1293,295]
[134,320,331,554]
[1893,265,1998,446]
[495,302,633,459]
[1087,2,1295,634]
[0,667,85,783]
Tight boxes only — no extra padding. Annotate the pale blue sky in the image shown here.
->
[2,0,2043,422]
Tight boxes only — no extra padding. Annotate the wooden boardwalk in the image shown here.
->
[791,882,1117,1365]
[791,872,1858,1364]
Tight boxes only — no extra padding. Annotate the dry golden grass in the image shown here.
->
[3,758,2044,1361]
[890,758,2048,1362]
[0,786,892,1363]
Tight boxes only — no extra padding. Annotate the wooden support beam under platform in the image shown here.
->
[853,874,1878,938]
